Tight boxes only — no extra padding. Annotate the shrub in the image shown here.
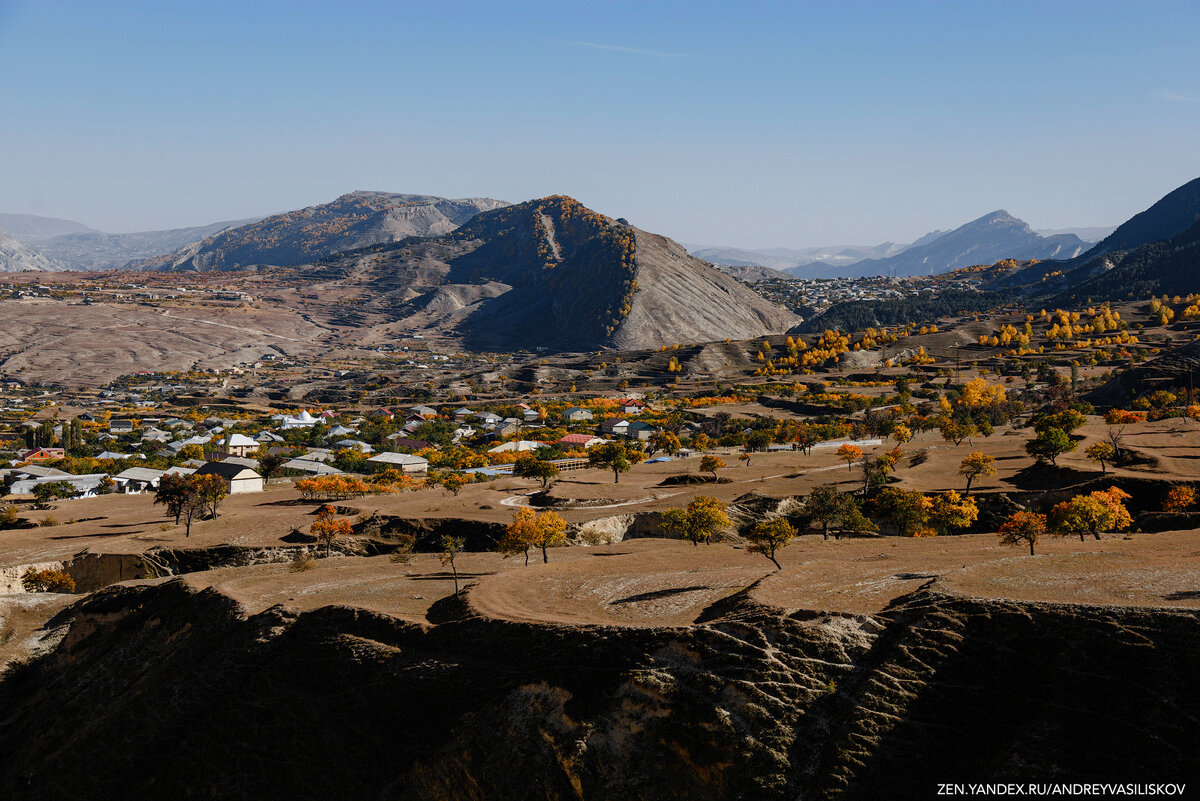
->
[289,552,317,572]
[21,567,75,593]
[39,515,60,528]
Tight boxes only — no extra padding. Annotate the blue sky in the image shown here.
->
[1,0,1198,246]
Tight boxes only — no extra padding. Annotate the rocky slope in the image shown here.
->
[1,579,1196,799]
[132,191,508,272]
[0,230,62,272]
[306,195,797,351]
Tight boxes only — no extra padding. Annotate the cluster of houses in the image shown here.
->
[1,396,672,502]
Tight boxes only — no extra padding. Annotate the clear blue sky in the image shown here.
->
[1,0,1198,246]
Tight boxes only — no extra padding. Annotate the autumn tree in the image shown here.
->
[700,454,726,480]
[928,490,979,535]
[661,496,731,546]
[194,474,228,519]
[939,419,976,447]
[998,510,1047,556]
[501,507,569,564]
[1026,427,1075,466]
[874,487,933,537]
[892,424,913,444]
[1163,485,1197,513]
[442,472,469,496]
[746,519,797,570]
[21,567,76,593]
[648,431,681,457]
[1048,487,1132,542]
[836,443,863,473]
[959,451,997,496]
[311,504,353,555]
[1084,442,1115,475]
[589,442,633,483]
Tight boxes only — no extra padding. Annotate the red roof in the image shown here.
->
[558,433,598,445]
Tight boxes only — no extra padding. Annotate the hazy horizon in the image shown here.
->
[1,1,1197,247]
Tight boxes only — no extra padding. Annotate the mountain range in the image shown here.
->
[131,192,508,272]
[692,218,1113,281]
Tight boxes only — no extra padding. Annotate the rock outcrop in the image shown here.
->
[1,578,1197,799]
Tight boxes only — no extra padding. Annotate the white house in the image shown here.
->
[365,452,429,474]
[194,461,264,494]
[561,407,593,423]
[113,467,167,493]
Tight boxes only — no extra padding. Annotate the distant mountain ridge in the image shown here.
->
[33,218,264,271]
[0,213,95,240]
[786,210,1089,279]
[135,192,509,272]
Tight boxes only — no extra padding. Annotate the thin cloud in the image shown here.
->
[1153,88,1198,102]
[563,40,694,58]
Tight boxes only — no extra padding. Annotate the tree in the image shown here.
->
[959,451,996,495]
[155,473,192,524]
[501,507,569,564]
[691,433,711,452]
[32,480,78,506]
[836,443,863,473]
[794,425,818,455]
[1084,442,1115,475]
[647,431,681,457]
[805,484,864,540]
[746,519,797,569]
[442,472,469,496]
[1163,485,1196,513]
[745,430,772,453]
[939,419,976,446]
[258,451,287,482]
[660,496,731,546]
[874,487,933,537]
[1025,427,1075,466]
[998,510,1047,556]
[928,490,978,535]
[699,454,726,480]
[21,567,75,593]
[440,533,466,596]
[892,424,913,444]
[1048,487,1132,542]
[589,442,632,484]
[178,443,205,461]
[194,473,228,520]
[310,504,353,555]
[500,507,537,565]
[1104,409,1145,458]
[513,454,560,488]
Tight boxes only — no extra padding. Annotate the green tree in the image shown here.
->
[440,533,466,595]
[32,481,78,506]
[513,454,560,488]
[746,519,796,569]
[1026,427,1076,466]
[589,442,632,484]
[258,451,287,482]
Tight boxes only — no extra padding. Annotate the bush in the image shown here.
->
[21,567,75,593]
[289,552,317,572]
[39,515,60,528]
